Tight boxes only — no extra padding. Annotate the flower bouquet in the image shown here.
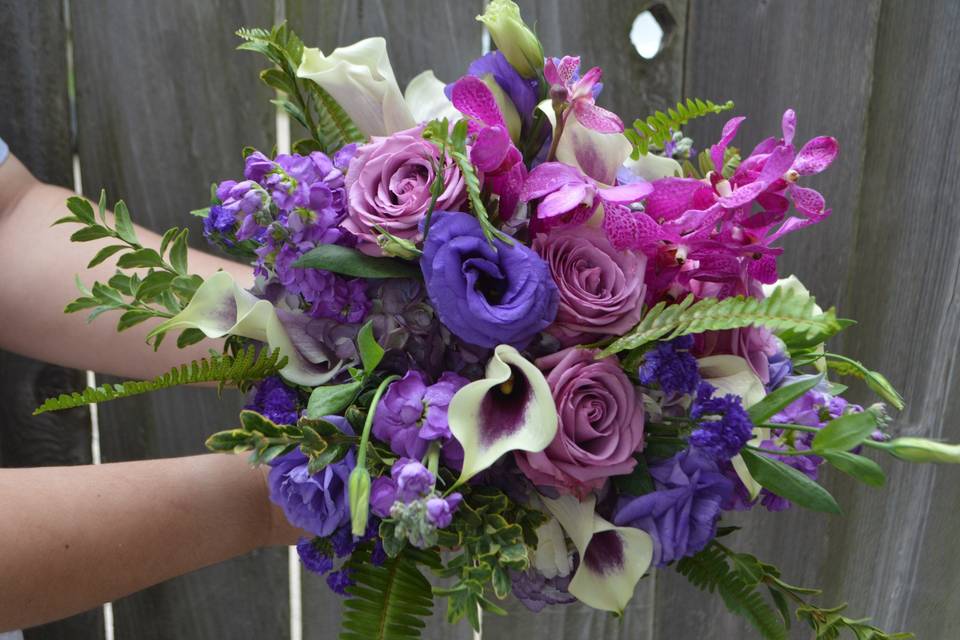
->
[38,2,960,638]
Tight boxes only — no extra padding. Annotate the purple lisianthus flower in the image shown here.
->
[766,348,793,390]
[689,382,754,462]
[425,493,462,529]
[392,458,435,502]
[245,376,300,425]
[369,476,398,518]
[420,211,559,349]
[638,335,700,396]
[267,416,355,537]
[296,538,333,575]
[510,568,576,613]
[614,449,733,567]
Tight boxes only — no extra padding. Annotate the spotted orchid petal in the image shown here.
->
[448,345,558,487]
[698,355,767,499]
[542,494,653,614]
[450,75,522,142]
[146,271,344,386]
[404,69,460,124]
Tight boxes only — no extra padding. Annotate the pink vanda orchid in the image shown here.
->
[544,56,623,134]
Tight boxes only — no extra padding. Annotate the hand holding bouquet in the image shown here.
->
[40,2,955,638]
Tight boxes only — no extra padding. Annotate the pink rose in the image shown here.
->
[533,226,646,346]
[344,127,466,255]
[515,347,644,495]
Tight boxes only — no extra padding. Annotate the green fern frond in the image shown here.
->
[625,98,735,159]
[598,287,846,358]
[340,547,436,640]
[825,353,905,410]
[235,27,270,41]
[308,83,366,151]
[34,347,286,415]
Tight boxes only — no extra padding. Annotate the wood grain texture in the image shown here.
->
[0,1,103,638]
[70,1,288,637]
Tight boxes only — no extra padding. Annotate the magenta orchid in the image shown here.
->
[545,56,623,134]
[521,161,652,233]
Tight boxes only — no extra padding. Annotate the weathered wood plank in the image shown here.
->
[70,1,288,637]
[0,1,103,638]
[664,2,884,638]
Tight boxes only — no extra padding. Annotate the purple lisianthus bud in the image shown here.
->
[344,127,466,255]
[391,458,435,502]
[267,416,354,537]
[369,476,398,518]
[533,226,646,346]
[515,346,644,494]
[614,449,733,566]
[420,211,558,349]
[425,492,462,529]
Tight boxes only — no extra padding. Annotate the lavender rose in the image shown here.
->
[614,449,733,566]
[420,211,559,349]
[515,347,644,494]
[344,127,466,255]
[533,226,646,346]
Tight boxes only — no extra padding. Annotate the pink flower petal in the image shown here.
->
[645,178,708,221]
[789,185,828,219]
[710,116,746,172]
[470,125,511,171]
[781,109,797,146]
[793,136,839,175]
[573,102,624,133]
[599,180,652,204]
[538,182,591,219]
[719,180,766,208]
[450,76,505,129]
[522,162,586,200]
[556,56,581,85]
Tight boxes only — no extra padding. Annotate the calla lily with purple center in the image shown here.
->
[447,345,558,487]
[542,494,653,614]
[146,271,345,386]
[522,161,652,232]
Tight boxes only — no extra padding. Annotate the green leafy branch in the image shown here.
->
[34,346,286,415]
[57,191,204,350]
[626,98,735,158]
[598,287,849,359]
[237,23,364,154]
[678,540,913,639]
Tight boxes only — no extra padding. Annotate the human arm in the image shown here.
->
[0,152,252,379]
[0,454,302,631]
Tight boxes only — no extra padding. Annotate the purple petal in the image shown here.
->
[793,136,839,175]
[521,162,585,200]
[451,75,505,128]
[471,125,512,171]
[573,102,624,133]
[538,182,590,219]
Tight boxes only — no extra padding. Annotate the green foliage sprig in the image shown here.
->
[677,540,913,639]
[34,346,285,415]
[237,24,364,154]
[57,191,203,350]
[598,287,849,359]
[626,98,735,158]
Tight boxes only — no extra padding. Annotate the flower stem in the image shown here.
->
[545,105,568,163]
[356,375,400,469]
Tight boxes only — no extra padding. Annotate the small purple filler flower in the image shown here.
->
[246,376,300,425]
[688,382,754,462]
[638,335,700,396]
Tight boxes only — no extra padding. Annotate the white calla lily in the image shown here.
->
[538,100,633,185]
[621,152,683,180]
[699,354,767,499]
[447,345,557,487]
[542,494,652,614]
[297,37,415,137]
[146,271,344,386]
[404,69,460,124]
[532,517,572,579]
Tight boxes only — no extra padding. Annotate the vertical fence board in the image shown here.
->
[71,1,288,638]
[663,2,883,638]
[285,3,482,637]
[815,1,960,637]
[0,1,103,638]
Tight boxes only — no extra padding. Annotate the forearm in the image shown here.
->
[0,155,252,379]
[0,454,289,631]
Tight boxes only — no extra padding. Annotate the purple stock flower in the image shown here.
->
[370,476,398,518]
[296,538,334,575]
[392,458,435,502]
[614,449,733,567]
[638,336,700,396]
[689,382,754,462]
[245,376,300,425]
[425,493,463,528]
[267,416,355,537]
[510,568,576,612]
[756,440,820,512]
[420,211,559,349]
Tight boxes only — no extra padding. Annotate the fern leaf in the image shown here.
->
[33,347,286,415]
[309,83,365,152]
[598,287,846,358]
[625,97,735,158]
[340,547,436,640]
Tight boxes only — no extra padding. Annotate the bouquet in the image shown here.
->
[38,2,960,638]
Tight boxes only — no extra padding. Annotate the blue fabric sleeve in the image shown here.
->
[0,136,8,165]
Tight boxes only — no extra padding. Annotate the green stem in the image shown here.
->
[356,375,400,469]
[764,422,889,451]
[747,444,809,457]
[545,105,568,163]
[426,440,441,477]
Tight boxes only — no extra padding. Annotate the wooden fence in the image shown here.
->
[2,1,959,638]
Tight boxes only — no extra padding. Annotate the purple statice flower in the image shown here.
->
[638,335,700,396]
[267,416,355,537]
[326,568,354,596]
[510,568,576,612]
[689,382,754,462]
[245,376,300,425]
[372,370,469,462]
[614,449,733,566]
[420,211,559,349]
[756,439,820,512]
[425,494,463,529]
[296,538,334,575]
